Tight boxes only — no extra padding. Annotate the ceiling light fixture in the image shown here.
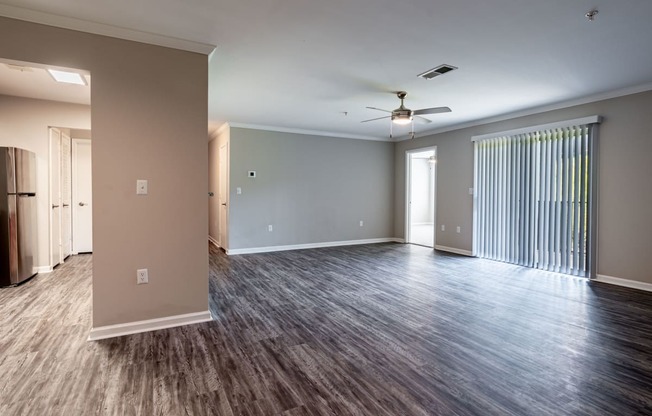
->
[47,69,87,85]
[391,114,413,125]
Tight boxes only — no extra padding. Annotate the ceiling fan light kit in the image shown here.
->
[362,91,451,139]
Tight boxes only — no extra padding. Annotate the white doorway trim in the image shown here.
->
[405,146,437,247]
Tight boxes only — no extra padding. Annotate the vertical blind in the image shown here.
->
[472,117,600,278]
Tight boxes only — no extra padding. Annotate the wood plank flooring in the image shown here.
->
[1,243,652,415]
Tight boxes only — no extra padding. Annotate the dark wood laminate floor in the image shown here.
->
[1,244,652,415]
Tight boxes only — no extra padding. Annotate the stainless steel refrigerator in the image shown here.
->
[1,147,38,287]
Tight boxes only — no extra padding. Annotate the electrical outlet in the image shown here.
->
[236,187,242,195]
[441,225,445,231]
[456,226,461,233]
[268,225,273,232]
[137,269,148,284]
[359,220,364,227]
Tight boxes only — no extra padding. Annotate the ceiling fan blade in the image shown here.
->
[413,106,452,115]
[366,106,392,113]
[414,116,432,124]
[361,116,390,123]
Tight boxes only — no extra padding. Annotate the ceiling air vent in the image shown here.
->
[5,64,34,72]
[417,64,457,80]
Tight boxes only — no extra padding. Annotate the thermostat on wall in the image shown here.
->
[248,171,256,178]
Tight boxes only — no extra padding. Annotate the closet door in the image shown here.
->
[49,128,62,267]
[72,139,92,253]
[60,132,72,260]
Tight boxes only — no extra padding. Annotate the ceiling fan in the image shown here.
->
[362,91,451,138]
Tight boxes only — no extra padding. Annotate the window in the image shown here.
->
[472,116,601,277]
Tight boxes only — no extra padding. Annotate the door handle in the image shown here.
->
[208,192,215,197]
[52,204,60,209]
[63,204,70,207]
[79,202,87,206]
[221,203,227,206]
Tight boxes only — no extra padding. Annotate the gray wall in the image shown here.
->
[395,90,652,284]
[228,128,394,249]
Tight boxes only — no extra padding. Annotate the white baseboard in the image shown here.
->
[227,238,403,255]
[434,245,474,257]
[594,274,652,293]
[88,310,213,341]
[208,235,220,249]
[35,266,53,273]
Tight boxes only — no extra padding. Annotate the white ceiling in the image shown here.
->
[1,1,652,140]
[0,59,90,105]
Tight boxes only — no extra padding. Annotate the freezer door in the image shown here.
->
[15,149,37,194]
[14,194,37,283]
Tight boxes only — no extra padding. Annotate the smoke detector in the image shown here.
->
[417,64,458,80]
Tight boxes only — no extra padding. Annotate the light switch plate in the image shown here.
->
[137,179,148,195]
[237,187,242,195]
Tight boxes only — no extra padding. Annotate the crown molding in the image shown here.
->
[0,4,216,55]
[228,122,388,142]
[395,82,652,142]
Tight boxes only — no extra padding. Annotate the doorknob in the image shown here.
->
[79,202,87,206]
[208,192,215,197]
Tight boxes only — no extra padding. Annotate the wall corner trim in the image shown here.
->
[208,235,220,249]
[226,238,402,255]
[434,245,474,256]
[35,266,53,273]
[594,274,652,293]
[88,311,213,341]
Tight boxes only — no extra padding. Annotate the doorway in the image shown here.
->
[406,148,436,247]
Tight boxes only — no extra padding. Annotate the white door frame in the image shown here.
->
[405,146,437,247]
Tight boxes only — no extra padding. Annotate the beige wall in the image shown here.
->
[395,90,652,284]
[0,17,209,327]
[0,95,91,270]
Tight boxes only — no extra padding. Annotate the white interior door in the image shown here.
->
[72,139,93,253]
[60,132,72,260]
[218,142,229,249]
[49,128,62,267]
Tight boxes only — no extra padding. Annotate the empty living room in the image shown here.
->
[1,2,652,415]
